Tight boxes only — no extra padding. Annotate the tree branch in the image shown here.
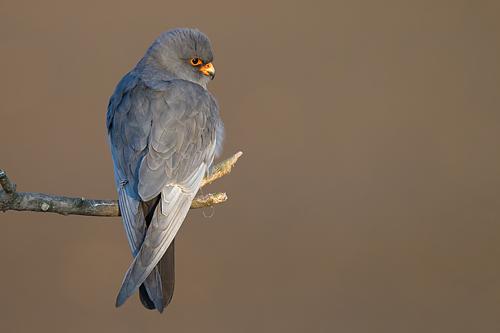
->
[0,152,242,217]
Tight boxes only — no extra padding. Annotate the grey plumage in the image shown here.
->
[106,28,223,312]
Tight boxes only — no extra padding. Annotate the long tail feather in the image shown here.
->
[138,240,175,312]
[116,186,192,307]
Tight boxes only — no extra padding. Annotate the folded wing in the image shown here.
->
[112,79,220,308]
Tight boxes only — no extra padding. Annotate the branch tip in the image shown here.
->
[201,151,243,187]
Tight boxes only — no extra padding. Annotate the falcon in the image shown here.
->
[106,28,224,312]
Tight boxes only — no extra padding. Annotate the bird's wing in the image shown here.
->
[107,73,165,310]
[107,72,149,253]
[115,79,220,307]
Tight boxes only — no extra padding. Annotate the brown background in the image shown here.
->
[1,0,500,332]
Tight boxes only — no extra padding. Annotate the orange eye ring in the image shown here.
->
[190,58,202,66]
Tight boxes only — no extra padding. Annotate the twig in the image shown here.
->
[0,152,242,217]
[201,151,243,187]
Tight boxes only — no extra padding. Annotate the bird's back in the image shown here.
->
[107,73,222,312]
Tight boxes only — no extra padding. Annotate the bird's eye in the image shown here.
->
[190,58,202,66]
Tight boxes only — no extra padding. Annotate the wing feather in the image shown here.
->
[108,76,222,309]
[116,164,207,306]
[115,79,220,306]
[108,73,165,310]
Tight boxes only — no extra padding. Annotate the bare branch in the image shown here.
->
[0,170,16,194]
[0,152,242,217]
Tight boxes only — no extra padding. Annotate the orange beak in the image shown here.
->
[199,62,216,79]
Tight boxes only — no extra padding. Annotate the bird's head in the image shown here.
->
[137,28,215,88]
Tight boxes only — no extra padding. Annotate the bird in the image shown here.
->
[106,28,224,313]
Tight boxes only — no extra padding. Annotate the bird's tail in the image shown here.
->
[115,186,193,311]
[138,239,176,311]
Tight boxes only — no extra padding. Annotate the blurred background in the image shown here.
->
[1,0,500,332]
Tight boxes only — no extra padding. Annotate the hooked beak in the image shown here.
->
[200,62,216,79]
